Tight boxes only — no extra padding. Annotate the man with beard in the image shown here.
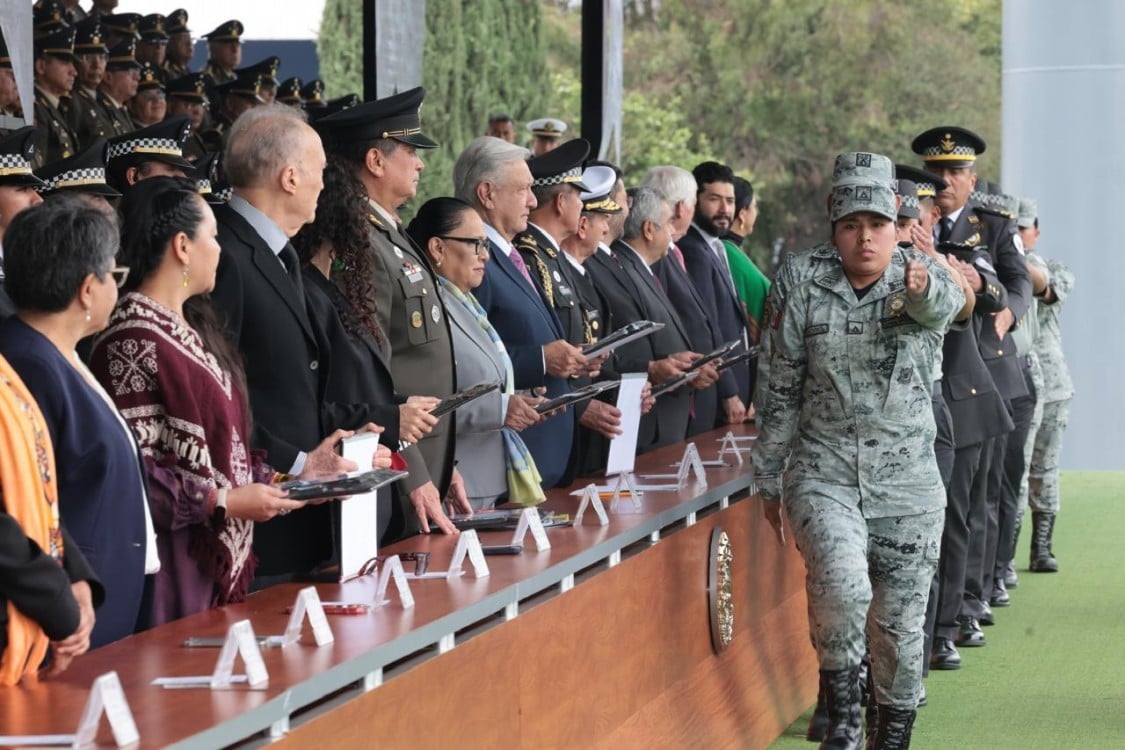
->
[677,161,752,421]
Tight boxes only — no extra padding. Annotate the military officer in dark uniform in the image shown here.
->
[201,19,243,114]
[163,9,193,82]
[199,72,264,155]
[105,115,194,192]
[315,88,466,536]
[66,18,111,152]
[235,57,280,105]
[126,63,165,128]
[0,30,20,129]
[98,13,142,50]
[277,77,303,108]
[34,137,121,205]
[33,26,80,168]
[94,37,141,139]
[166,73,209,161]
[300,79,326,113]
[136,14,169,71]
[912,126,1031,646]
[32,0,70,36]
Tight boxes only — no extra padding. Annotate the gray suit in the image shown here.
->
[441,286,508,509]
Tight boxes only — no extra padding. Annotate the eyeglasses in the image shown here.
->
[439,236,489,257]
[108,266,130,288]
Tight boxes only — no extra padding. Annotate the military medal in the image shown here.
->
[410,311,423,328]
[430,305,440,323]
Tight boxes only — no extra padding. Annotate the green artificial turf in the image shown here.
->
[768,472,1125,749]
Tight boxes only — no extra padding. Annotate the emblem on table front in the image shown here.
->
[708,527,734,653]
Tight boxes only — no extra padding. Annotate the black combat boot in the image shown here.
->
[819,667,863,750]
[1030,511,1059,572]
[871,705,916,749]
[806,673,829,742]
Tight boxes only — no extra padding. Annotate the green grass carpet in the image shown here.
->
[769,472,1125,749]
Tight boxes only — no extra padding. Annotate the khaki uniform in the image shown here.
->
[752,246,963,708]
[68,85,129,151]
[33,87,79,167]
[364,202,456,516]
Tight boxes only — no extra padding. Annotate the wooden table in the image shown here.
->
[0,426,817,749]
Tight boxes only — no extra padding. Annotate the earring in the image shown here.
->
[84,308,91,323]
[435,259,442,268]
[330,257,346,273]
[182,265,190,288]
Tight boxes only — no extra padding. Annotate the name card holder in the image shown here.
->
[0,671,141,748]
[411,530,490,580]
[373,555,416,607]
[608,472,643,513]
[277,587,334,647]
[573,483,609,526]
[510,507,551,551]
[639,442,708,491]
[716,431,747,466]
[152,620,269,690]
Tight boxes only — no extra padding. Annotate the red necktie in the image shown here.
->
[507,246,536,290]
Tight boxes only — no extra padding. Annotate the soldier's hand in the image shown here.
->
[582,351,609,378]
[955,259,983,292]
[763,502,786,546]
[993,307,1015,339]
[905,259,929,297]
[909,224,935,255]
[543,340,588,378]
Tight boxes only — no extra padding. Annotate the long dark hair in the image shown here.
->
[292,155,383,344]
[405,196,476,257]
[117,177,247,397]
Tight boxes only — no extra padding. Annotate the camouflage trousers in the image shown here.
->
[786,484,942,709]
[1028,398,1071,514]
[1017,357,1046,517]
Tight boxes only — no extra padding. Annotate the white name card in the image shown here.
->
[716,431,747,465]
[510,507,551,551]
[280,587,334,647]
[152,620,268,690]
[574,483,609,526]
[411,529,490,580]
[374,554,415,608]
[0,671,140,748]
[608,472,643,513]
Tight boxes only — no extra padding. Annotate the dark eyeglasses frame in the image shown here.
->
[439,236,490,257]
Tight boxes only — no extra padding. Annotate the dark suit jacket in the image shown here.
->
[602,243,692,451]
[474,236,575,488]
[0,318,147,647]
[303,267,406,545]
[946,206,1031,400]
[677,225,753,406]
[209,202,391,576]
[649,247,721,435]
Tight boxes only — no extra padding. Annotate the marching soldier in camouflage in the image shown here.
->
[753,152,964,750]
[1017,200,1074,571]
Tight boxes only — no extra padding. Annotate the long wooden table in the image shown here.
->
[0,425,817,749]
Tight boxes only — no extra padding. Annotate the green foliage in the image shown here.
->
[317,0,364,97]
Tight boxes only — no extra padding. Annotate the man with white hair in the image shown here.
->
[453,136,588,488]
[643,165,736,434]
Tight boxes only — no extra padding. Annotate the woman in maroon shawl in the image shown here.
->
[89,177,304,624]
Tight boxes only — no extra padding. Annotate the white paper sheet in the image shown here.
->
[339,432,383,581]
[604,373,647,476]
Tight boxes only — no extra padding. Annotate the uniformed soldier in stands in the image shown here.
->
[136,14,169,72]
[525,117,567,156]
[68,17,112,151]
[277,77,303,108]
[98,13,142,50]
[300,79,326,113]
[127,63,165,128]
[34,137,121,205]
[162,9,193,82]
[33,25,80,168]
[198,72,264,154]
[235,57,280,105]
[95,37,140,140]
[201,20,243,88]
[0,30,19,128]
[105,115,194,192]
[314,93,361,121]
[33,0,69,38]
[166,73,209,161]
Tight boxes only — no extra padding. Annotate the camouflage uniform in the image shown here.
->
[1028,255,1074,513]
[1016,252,1047,519]
[753,238,963,708]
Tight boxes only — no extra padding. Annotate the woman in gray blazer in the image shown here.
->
[407,198,545,510]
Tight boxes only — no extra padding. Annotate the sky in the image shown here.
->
[118,0,326,40]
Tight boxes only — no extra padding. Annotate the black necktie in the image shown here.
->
[938,217,953,243]
[278,243,304,296]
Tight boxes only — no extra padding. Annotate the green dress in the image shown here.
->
[722,239,771,343]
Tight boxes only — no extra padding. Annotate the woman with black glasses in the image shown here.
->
[0,196,158,648]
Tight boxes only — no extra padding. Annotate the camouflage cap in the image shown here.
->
[829,151,897,222]
[1017,197,1038,229]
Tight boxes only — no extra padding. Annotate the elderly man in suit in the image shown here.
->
[453,136,590,488]
[313,88,466,536]
[210,104,388,585]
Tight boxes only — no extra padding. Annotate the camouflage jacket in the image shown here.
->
[1033,253,1075,401]
[751,245,963,517]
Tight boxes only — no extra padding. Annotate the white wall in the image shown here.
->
[1002,0,1125,469]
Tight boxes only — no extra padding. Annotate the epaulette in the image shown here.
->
[974,205,1015,222]
[514,233,538,252]
[810,243,836,259]
[366,211,385,230]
